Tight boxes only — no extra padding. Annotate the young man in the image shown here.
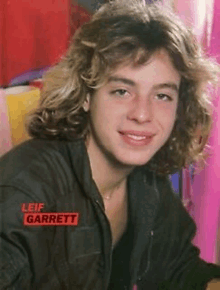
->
[0,0,220,289]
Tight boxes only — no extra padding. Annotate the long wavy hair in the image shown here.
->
[27,0,219,175]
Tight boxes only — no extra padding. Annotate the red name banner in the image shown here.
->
[23,212,79,226]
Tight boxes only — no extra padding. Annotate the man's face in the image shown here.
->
[84,49,181,169]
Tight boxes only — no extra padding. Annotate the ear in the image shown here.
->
[83,94,91,112]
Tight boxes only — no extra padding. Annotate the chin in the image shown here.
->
[118,154,153,168]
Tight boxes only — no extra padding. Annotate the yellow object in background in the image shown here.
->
[5,86,40,146]
[0,89,12,156]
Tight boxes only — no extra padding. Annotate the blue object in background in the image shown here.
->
[170,171,181,197]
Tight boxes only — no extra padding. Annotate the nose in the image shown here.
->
[127,96,153,124]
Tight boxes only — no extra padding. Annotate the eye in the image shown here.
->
[110,89,129,98]
[156,94,173,102]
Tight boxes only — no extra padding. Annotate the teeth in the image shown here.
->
[127,134,146,140]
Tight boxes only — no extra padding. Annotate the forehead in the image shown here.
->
[105,49,181,88]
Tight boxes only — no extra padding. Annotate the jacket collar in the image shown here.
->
[66,138,104,204]
[66,137,159,208]
[67,138,159,205]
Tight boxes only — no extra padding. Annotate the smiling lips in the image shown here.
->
[119,130,155,146]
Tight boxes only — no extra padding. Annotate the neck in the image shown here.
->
[85,138,133,200]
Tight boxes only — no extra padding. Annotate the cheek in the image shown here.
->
[96,101,124,122]
[166,113,176,129]
[157,106,177,132]
[90,102,117,133]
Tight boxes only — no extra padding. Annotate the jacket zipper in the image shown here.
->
[131,173,156,289]
[95,199,113,289]
[136,230,154,284]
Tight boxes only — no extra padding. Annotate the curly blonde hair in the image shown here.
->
[27,0,219,174]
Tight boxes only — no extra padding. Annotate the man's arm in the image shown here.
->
[0,185,52,289]
[152,175,220,289]
[0,187,34,289]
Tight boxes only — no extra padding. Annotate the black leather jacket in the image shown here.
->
[0,139,220,289]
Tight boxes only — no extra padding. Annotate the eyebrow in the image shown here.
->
[108,76,179,93]
[108,76,135,86]
[153,83,179,93]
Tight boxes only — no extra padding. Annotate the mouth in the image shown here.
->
[119,130,155,146]
[119,130,155,138]
[126,134,147,140]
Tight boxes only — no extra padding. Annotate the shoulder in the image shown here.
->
[0,138,87,213]
[132,167,172,200]
[0,139,68,183]
[152,172,197,234]
[153,172,180,204]
[0,139,84,202]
